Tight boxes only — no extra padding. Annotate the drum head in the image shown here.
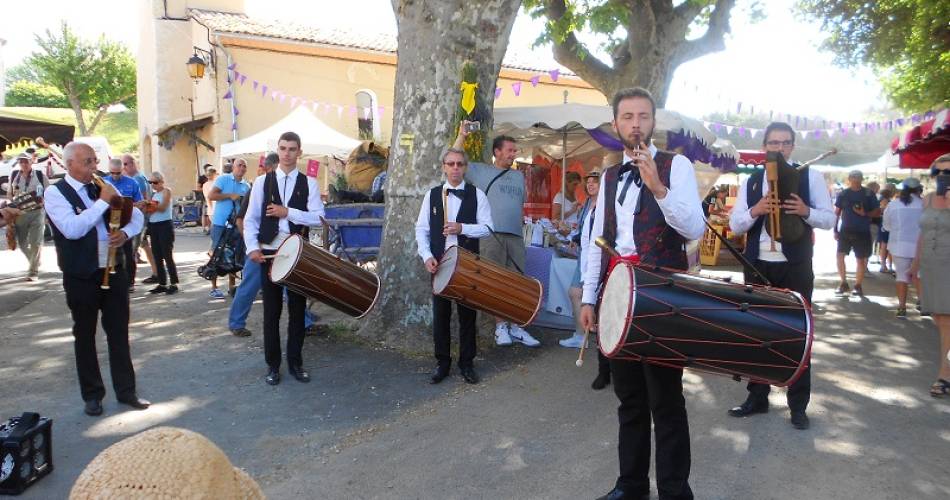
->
[599,264,635,356]
[270,234,303,283]
[432,246,459,294]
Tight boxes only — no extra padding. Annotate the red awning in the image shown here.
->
[891,109,950,169]
[737,149,767,165]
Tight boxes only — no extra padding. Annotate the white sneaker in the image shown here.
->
[558,332,586,349]
[495,323,513,346]
[509,325,540,347]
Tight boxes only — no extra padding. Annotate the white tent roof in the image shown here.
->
[491,103,716,159]
[220,107,361,158]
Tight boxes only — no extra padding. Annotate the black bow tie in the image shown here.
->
[85,183,100,199]
[447,188,465,198]
[617,161,642,187]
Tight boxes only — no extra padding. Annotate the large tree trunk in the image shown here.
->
[356,0,520,351]
[67,94,89,136]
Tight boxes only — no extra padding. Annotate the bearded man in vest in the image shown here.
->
[726,122,835,430]
[415,147,493,385]
[244,131,325,386]
[580,88,706,500]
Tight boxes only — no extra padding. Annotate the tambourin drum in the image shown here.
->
[598,263,813,387]
[433,245,543,327]
[270,234,380,318]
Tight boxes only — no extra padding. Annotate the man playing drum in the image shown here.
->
[244,132,325,386]
[580,88,705,500]
[415,148,493,385]
[726,122,835,430]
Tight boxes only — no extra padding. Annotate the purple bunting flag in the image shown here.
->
[262,85,268,96]
[512,82,522,96]
[227,63,236,71]
[234,70,241,81]
[530,75,540,87]
[239,75,246,85]
[253,80,259,91]
[231,122,238,131]
[549,69,559,82]
[223,90,232,99]
[495,87,502,99]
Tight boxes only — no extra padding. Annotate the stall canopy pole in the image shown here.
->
[561,90,568,221]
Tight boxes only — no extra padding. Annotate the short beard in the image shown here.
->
[620,131,652,151]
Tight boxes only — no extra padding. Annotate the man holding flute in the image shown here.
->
[45,142,149,416]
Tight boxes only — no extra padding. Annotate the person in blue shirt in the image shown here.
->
[122,154,158,286]
[207,158,251,298]
[104,158,144,288]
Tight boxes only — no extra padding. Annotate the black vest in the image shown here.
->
[50,181,106,278]
[743,166,813,264]
[429,183,479,260]
[598,151,688,287]
[258,171,310,244]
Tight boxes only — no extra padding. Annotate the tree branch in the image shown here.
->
[543,0,618,92]
[672,0,734,66]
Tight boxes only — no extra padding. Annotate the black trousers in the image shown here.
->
[122,240,136,284]
[63,268,136,402]
[261,250,305,369]
[432,295,476,370]
[742,259,813,413]
[148,220,178,285]
[610,359,693,500]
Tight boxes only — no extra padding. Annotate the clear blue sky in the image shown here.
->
[3,0,886,123]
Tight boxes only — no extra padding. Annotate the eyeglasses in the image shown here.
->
[443,161,466,167]
[148,180,161,184]
[765,140,794,147]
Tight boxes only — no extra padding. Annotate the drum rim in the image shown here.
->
[775,289,814,387]
[431,245,461,295]
[514,276,544,327]
[268,234,304,285]
[355,271,382,319]
[599,262,635,358]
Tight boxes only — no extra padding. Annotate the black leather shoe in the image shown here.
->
[459,366,480,384]
[265,368,280,386]
[84,399,103,416]
[165,284,179,295]
[117,395,150,410]
[591,371,611,390]
[289,366,311,383]
[790,411,810,430]
[142,275,159,284]
[595,487,649,500]
[430,366,450,384]
[149,285,168,294]
[728,399,769,418]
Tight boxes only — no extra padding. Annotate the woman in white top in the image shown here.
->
[553,171,583,226]
[882,178,923,317]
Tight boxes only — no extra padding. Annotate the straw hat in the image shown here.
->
[70,427,264,499]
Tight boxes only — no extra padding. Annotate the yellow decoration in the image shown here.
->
[460,82,479,115]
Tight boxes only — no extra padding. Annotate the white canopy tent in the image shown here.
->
[220,106,361,158]
[492,103,716,159]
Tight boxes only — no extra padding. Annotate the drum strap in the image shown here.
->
[483,168,525,274]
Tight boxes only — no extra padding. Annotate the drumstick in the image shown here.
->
[576,329,591,367]
[261,254,283,260]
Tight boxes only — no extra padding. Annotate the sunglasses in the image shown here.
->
[443,161,466,167]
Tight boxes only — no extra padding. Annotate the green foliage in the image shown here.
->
[27,21,137,134]
[796,0,950,112]
[4,81,69,108]
[524,0,632,54]
[4,63,40,86]
[0,107,139,153]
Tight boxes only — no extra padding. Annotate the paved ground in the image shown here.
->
[1,230,948,499]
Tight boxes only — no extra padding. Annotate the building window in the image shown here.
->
[355,90,379,140]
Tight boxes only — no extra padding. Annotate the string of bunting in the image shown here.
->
[222,64,565,132]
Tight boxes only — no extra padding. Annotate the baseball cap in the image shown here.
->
[585,169,601,179]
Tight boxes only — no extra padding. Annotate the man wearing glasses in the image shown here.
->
[415,147,493,385]
[104,159,144,289]
[726,122,835,430]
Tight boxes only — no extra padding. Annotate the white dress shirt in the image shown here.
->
[729,167,835,262]
[415,180,494,262]
[582,145,706,304]
[243,167,325,254]
[882,195,923,258]
[45,174,145,267]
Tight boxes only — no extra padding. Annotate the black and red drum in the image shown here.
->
[597,263,813,387]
